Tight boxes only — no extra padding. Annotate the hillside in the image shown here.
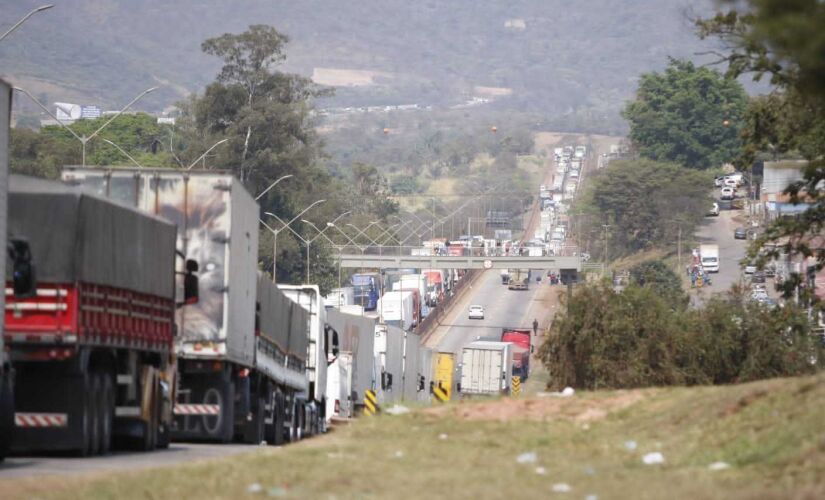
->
[2,0,724,133]
[2,373,823,499]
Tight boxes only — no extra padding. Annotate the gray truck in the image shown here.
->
[61,168,320,444]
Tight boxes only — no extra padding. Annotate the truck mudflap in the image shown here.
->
[14,412,68,427]
[173,404,220,416]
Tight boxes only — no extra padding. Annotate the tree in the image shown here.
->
[696,2,825,280]
[578,158,711,256]
[622,59,748,169]
[539,282,821,390]
[628,260,687,308]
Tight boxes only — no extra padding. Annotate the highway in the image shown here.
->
[0,443,258,478]
[425,270,559,354]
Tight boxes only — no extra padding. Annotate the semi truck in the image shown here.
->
[377,290,417,331]
[62,168,322,444]
[0,80,16,459]
[351,273,381,311]
[507,269,530,290]
[501,328,532,380]
[324,287,354,308]
[459,341,513,396]
[699,244,720,273]
[325,309,376,418]
[6,174,198,454]
[278,285,332,435]
[422,269,445,307]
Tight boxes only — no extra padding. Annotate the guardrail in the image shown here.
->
[418,269,483,343]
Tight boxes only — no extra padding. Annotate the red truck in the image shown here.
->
[4,175,198,455]
[501,328,532,380]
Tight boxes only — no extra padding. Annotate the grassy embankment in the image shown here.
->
[3,373,823,499]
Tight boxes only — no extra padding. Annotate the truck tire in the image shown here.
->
[243,395,265,444]
[268,392,286,446]
[76,374,96,457]
[215,376,235,444]
[98,372,114,455]
[0,373,13,461]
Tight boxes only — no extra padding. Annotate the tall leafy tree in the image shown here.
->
[697,2,825,277]
[622,59,748,169]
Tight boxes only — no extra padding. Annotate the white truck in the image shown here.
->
[699,244,720,273]
[378,290,416,331]
[0,79,13,459]
[325,308,376,418]
[459,341,513,396]
[325,287,354,308]
[62,168,325,444]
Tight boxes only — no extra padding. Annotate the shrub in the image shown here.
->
[540,282,823,390]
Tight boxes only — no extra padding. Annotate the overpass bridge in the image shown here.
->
[338,254,582,271]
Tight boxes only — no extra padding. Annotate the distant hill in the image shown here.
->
[1,0,724,133]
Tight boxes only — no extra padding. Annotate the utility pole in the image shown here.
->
[677,226,682,274]
[602,224,611,265]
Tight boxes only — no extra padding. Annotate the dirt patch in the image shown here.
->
[719,388,769,417]
[424,390,649,423]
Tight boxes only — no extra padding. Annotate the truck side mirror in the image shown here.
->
[417,375,425,392]
[332,330,340,357]
[381,371,393,391]
[531,345,535,354]
[183,259,199,304]
[8,239,36,297]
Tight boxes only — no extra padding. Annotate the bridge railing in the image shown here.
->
[331,244,582,258]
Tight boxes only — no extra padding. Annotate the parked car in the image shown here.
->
[751,289,769,301]
[745,262,757,274]
[723,177,739,188]
[752,271,766,284]
[720,187,735,200]
[708,202,720,216]
[734,227,748,239]
[468,305,485,320]
[714,176,726,187]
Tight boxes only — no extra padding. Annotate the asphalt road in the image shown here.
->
[0,443,258,479]
[426,270,558,355]
[695,207,748,292]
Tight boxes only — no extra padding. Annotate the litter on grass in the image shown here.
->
[517,451,538,464]
[642,452,665,465]
[708,461,731,471]
[552,483,572,493]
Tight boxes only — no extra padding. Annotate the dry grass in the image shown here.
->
[3,373,824,499]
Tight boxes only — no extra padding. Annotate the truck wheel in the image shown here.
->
[244,396,265,444]
[89,374,102,456]
[98,372,114,455]
[269,393,285,446]
[0,373,14,460]
[216,377,235,444]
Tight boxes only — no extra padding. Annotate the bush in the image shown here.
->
[540,282,823,390]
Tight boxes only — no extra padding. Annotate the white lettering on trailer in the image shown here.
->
[114,406,141,417]
[173,404,221,415]
[14,412,68,427]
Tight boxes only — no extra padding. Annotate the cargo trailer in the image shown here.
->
[459,341,513,396]
[501,328,532,380]
[325,308,377,417]
[5,175,198,454]
[0,80,15,459]
[61,168,316,444]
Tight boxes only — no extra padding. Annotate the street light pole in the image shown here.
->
[264,199,326,283]
[0,4,54,43]
[186,139,229,170]
[101,138,143,169]
[255,174,293,201]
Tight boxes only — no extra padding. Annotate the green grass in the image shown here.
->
[2,374,824,499]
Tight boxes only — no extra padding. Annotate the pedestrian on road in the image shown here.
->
[532,318,539,336]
